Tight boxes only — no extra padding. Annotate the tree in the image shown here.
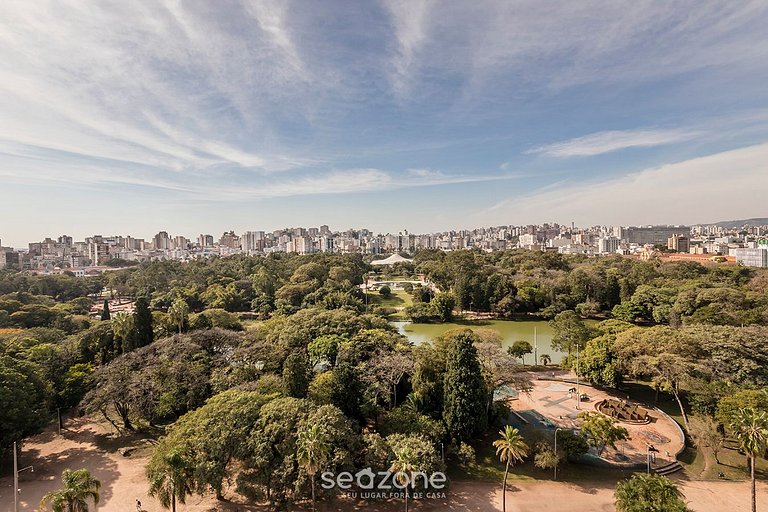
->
[40,469,101,512]
[493,425,529,512]
[147,448,194,512]
[283,351,312,398]
[576,334,621,388]
[132,296,153,349]
[613,326,710,431]
[507,340,532,365]
[308,335,342,368]
[729,408,768,512]
[388,434,444,512]
[443,331,487,442]
[533,442,559,471]
[100,299,110,321]
[688,415,724,464]
[614,473,688,512]
[549,310,592,354]
[379,285,392,298]
[431,292,456,322]
[152,390,273,500]
[556,430,589,460]
[475,340,531,418]
[0,355,51,449]
[330,362,365,423]
[361,351,414,408]
[539,354,551,366]
[110,311,133,354]
[297,424,330,512]
[578,412,629,456]
[717,390,768,427]
[168,299,189,334]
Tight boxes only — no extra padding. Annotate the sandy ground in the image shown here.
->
[512,374,685,466]
[1,418,765,511]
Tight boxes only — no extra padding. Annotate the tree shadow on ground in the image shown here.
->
[11,446,120,510]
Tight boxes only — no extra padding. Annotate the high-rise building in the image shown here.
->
[625,226,689,245]
[242,231,265,252]
[219,231,240,249]
[172,236,189,250]
[733,247,768,268]
[197,234,214,247]
[667,234,690,253]
[153,231,171,250]
[597,237,620,254]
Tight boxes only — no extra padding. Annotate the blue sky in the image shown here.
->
[1,1,768,247]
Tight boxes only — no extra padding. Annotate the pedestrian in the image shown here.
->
[136,499,142,512]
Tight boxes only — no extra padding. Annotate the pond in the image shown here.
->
[392,319,569,364]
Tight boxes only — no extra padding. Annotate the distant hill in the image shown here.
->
[710,218,768,229]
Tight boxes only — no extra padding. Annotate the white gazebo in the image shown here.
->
[370,254,414,266]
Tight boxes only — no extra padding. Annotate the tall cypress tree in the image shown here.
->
[133,296,154,349]
[443,331,487,442]
[100,299,111,321]
[282,351,311,398]
[330,362,364,424]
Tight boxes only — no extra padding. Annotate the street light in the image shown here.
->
[13,441,34,512]
[553,428,562,481]
[575,342,581,410]
[647,445,659,474]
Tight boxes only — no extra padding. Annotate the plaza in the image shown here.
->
[509,373,686,468]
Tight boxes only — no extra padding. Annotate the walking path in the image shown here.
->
[1,418,764,511]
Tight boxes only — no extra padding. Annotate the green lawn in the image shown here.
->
[450,430,632,485]
[366,289,413,320]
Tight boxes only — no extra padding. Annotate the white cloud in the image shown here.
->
[528,129,699,157]
[479,142,768,226]
[382,0,434,96]
[380,1,768,102]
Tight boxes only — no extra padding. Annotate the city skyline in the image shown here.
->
[2,2,768,246]
[3,215,768,250]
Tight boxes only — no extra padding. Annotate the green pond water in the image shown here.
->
[393,320,568,364]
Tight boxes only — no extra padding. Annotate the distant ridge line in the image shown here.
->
[709,217,768,229]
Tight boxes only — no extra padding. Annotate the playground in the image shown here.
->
[508,372,685,468]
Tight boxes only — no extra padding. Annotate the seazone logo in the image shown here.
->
[320,468,447,499]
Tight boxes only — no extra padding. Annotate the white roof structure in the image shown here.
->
[370,253,414,266]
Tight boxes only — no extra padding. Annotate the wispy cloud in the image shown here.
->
[0,1,767,245]
[479,142,768,225]
[528,128,700,157]
[382,0,434,97]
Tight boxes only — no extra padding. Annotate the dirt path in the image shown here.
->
[2,419,765,511]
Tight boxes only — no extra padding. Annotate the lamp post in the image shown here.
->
[553,428,562,481]
[575,342,581,410]
[13,441,34,512]
[647,446,658,474]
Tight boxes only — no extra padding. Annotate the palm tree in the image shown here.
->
[40,469,101,512]
[147,449,194,512]
[111,311,134,352]
[168,299,190,334]
[493,425,529,512]
[390,444,419,512]
[730,408,768,512]
[297,424,331,512]
[614,473,687,512]
[540,354,551,366]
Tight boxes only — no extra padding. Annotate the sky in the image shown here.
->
[1,1,768,247]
